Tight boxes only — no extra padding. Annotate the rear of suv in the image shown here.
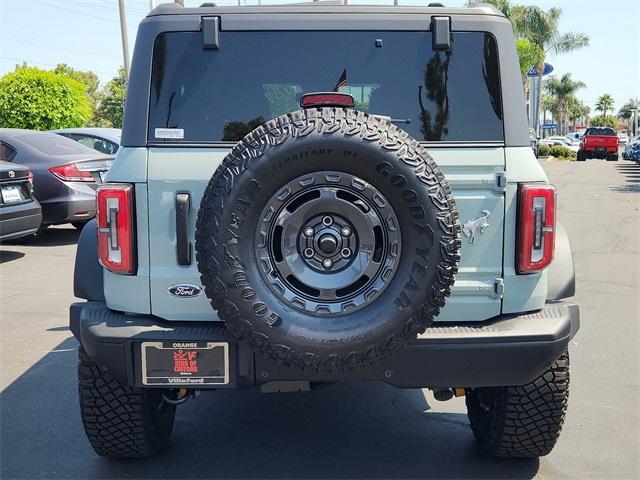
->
[70,2,579,460]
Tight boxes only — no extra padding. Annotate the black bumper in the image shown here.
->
[0,200,42,241]
[70,301,580,389]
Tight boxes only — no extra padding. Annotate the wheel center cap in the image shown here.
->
[318,234,339,254]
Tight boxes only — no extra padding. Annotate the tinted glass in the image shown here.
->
[149,31,503,143]
[586,128,615,136]
[69,134,119,154]
[16,133,96,155]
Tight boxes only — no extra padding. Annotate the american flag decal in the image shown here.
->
[333,69,348,91]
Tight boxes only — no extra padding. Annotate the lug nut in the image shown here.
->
[341,248,352,258]
[304,227,314,237]
[322,258,333,269]
[322,216,333,226]
[304,248,314,258]
[341,226,351,237]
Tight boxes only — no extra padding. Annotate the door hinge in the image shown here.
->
[493,278,505,298]
[431,17,451,51]
[202,16,220,50]
[496,171,507,190]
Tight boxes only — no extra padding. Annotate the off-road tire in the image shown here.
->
[196,107,460,372]
[78,347,176,458]
[466,351,570,458]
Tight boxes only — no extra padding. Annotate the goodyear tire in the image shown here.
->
[196,108,460,371]
[466,351,570,458]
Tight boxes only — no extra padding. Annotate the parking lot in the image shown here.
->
[0,159,638,479]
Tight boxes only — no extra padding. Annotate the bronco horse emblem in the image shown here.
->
[461,210,491,244]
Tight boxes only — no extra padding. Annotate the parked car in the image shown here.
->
[622,135,640,160]
[0,160,42,241]
[0,129,113,231]
[50,128,121,155]
[618,132,629,145]
[563,134,581,146]
[540,137,579,152]
[577,127,619,161]
[565,130,585,143]
[71,2,579,460]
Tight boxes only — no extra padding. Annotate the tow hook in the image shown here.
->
[162,388,199,406]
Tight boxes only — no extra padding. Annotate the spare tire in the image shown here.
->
[196,108,460,371]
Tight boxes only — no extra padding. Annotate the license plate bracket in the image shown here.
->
[141,341,229,386]
[1,186,23,204]
[596,146,605,152]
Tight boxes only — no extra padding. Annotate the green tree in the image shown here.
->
[515,38,544,84]
[617,98,639,134]
[0,67,91,130]
[566,95,589,130]
[544,74,586,134]
[589,114,617,128]
[595,94,614,119]
[54,63,101,118]
[95,67,126,128]
[477,1,589,129]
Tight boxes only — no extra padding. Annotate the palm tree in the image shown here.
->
[595,94,615,119]
[514,7,589,134]
[544,74,586,134]
[617,98,639,135]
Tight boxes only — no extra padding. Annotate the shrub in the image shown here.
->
[550,145,576,160]
[0,67,91,130]
[537,144,551,157]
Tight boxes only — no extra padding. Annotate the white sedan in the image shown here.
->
[540,137,580,153]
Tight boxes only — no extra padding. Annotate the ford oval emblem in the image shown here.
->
[168,284,202,298]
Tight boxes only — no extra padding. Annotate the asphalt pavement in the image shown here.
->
[0,158,638,479]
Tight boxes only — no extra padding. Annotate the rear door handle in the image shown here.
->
[176,193,191,266]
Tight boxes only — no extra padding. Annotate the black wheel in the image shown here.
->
[71,221,89,231]
[576,150,585,161]
[466,351,570,458]
[196,108,460,372]
[78,347,176,458]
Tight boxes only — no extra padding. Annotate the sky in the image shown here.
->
[0,0,638,112]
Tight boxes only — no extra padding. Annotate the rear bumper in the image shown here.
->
[0,200,42,240]
[70,301,579,389]
[41,197,95,225]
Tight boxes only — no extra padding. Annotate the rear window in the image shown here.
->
[149,31,503,143]
[586,128,615,136]
[16,133,95,155]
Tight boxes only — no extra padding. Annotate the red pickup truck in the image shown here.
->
[577,127,619,161]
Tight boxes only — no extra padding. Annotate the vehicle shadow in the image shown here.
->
[25,225,81,247]
[0,250,25,263]
[612,163,640,193]
[0,337,540,480]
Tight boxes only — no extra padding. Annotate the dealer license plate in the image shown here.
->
[1,186,23,203]
[141,341,229,386]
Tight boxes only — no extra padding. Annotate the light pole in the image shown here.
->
[117,0,130,79]
[631,108,638,137]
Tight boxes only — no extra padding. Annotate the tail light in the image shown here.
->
[27,171,34,192]
[49,163,94,182]
[517,184,556,274]
[97,184,135,274]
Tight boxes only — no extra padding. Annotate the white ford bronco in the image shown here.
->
[70,1,580,459]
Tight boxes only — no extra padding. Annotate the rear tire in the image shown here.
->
[576,151,585,161]
[78,347,176,458]
[466,351,569,458]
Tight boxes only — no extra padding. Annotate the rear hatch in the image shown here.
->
[583,128,618,151]
[145,29,506,322]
